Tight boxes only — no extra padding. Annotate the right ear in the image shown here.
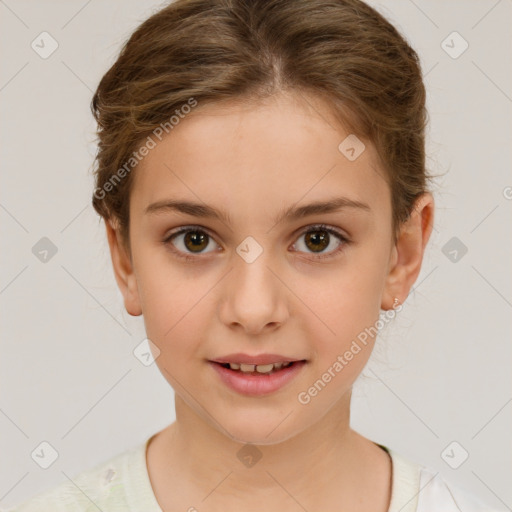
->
[105,219,143,316]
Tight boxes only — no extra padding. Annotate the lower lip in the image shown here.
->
[209,361,307,397]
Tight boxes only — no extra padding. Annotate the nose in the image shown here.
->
[218,246,290,335]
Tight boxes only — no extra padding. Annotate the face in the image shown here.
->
[108,92,424,445]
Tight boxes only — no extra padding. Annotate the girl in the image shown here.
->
[6,0,506,511]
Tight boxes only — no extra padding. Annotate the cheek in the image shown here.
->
[316,256,386,327]
[134,249,208,355]
[306,253,388,368]
[302,295,380,406]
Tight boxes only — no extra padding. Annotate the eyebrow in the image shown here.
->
[144,196,371,225]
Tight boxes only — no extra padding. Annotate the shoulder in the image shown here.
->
[3,445,140,512]
[416,466,506,512]
[386,447,506,512]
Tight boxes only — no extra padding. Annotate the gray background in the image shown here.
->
[1,0,511,509]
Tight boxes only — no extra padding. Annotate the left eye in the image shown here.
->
[163,224,349,260]
[292,225,348,258]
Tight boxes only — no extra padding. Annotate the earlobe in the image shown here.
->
[381,192,435,310]
[105,220,143,317]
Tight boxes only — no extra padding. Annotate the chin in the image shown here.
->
[219,416,302,447]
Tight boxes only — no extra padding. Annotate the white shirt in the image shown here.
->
[3,436,506,511]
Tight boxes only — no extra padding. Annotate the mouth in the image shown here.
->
[208,359,308,396]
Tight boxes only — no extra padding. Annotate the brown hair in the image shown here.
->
[91,0,434,252]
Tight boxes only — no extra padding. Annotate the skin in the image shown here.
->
[106,91,434,512]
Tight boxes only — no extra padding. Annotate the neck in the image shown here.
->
[146,390,392,511]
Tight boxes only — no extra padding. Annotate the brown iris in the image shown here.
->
[184,231,209,253]
[304,230,329,253]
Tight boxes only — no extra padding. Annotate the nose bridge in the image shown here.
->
[235,240,275,290]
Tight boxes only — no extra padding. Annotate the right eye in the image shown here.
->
[163,226,220,260]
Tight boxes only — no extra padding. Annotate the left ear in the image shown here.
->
[381,192,435,310]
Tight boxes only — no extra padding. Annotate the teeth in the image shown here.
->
[228,362,291,373]
[255,364,274,373]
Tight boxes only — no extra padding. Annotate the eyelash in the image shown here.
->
[162,224,350,262]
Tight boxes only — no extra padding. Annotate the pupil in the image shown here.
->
[305,231,329,252]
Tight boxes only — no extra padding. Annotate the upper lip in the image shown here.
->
[210,353,306,365]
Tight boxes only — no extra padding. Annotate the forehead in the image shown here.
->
[131,92,389,223]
